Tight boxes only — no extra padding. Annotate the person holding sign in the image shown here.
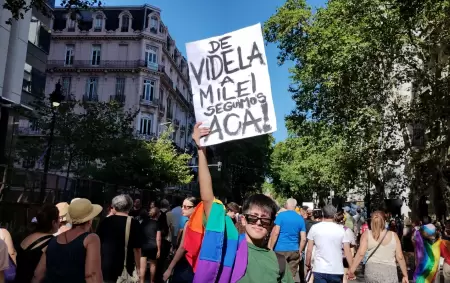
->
[186,23,277,147]
[180,122,293,283]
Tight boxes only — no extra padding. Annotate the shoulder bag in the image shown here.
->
[363,230,388,265]
[116,217,139,283]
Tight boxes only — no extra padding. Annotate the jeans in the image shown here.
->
[313,272,343,283]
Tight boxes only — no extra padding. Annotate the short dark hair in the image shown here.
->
[302,206,309,211]
[226,202,240,213]
[242,194,278,220]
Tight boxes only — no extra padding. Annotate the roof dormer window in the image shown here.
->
[121,15,130,32]
[94,15,102,32]
[150,16,158,34]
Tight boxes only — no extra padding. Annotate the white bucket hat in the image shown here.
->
[68,198,102,225]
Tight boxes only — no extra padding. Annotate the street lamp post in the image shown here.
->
[40,82,63,203]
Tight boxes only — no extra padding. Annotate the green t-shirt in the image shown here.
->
[238,243,294,283]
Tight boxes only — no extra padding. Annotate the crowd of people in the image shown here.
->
[0,123,449,283]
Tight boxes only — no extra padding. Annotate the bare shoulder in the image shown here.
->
[84,233,100,247]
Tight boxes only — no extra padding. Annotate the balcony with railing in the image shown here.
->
[140,98,159,107]
[83,94,99,102]
[110,94,126,104]
[135,131,156,141]
[16,126,44,136]
[173,119,180,128]
[175,87,190,108]
[180,125,186,132]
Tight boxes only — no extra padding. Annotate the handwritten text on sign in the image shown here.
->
[186,23,277,146]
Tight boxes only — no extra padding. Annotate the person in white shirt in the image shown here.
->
[305,205,353,283]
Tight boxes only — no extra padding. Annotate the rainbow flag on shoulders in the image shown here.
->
[414,229,441,283]
[183,199,248,283]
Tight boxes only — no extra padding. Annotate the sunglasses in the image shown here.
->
[182,205,194,209]
[244,214,273,228]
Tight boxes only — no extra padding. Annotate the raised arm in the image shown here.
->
[192,122,214,219]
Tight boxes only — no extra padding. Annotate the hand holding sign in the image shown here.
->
[186,23,277,146]
[192,122,211,148]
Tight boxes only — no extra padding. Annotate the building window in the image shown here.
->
[142,80,154,101]
[121,15,130,32]
[22,63,45,96]
[145,45,158,70]
[68,17,76,32]
[150,16,158,33]
[140,117,153,135]
[85,77,98,98]
[65,44,74,66]
[28,17,50,53]
[116,78,125,96]
[160,88,164,102]
[62,77,71,97]
[167,98,172,119]
[94,15,102,31]
[91,45,101,66]
[159,23,164,33]
[22,63,32,93]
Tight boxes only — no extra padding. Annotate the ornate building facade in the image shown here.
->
[40,4,195,151]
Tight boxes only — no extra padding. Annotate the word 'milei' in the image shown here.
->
[186,23,277,146]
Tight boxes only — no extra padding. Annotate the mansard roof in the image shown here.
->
[52,5,157,32]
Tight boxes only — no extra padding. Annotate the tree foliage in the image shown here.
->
[4,0,101,24]
[15,99,193,191]
[91,127,193,190]
[210,134,274,203]
[264,0,450,209]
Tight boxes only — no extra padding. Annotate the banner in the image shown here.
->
[186,23,277,146]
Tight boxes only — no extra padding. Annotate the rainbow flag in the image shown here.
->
[413,230,441,283]
[183,200,248,283]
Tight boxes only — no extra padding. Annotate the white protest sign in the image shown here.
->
[186,23,277,146]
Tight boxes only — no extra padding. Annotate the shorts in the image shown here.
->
[276,251,301,276]
[142,247,158,260]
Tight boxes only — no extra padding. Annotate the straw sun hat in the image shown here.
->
[56,202,70,223]
[68,198,102,225]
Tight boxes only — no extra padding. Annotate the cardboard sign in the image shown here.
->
[186,23,277,146]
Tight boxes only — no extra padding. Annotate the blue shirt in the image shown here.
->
[179,216,188,229]
[274,210,306,252]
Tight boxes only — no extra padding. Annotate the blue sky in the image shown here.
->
[63,0,326,142]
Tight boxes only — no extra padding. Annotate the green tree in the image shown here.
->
[270,123,355,202]
[91,127,193,189]
[4,0,100,24]
[264,0,438,209]
[210,134,274,203]
[16,99,193,194]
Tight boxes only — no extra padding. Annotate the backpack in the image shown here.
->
[158,210,169,238]
[275,253,286,282]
